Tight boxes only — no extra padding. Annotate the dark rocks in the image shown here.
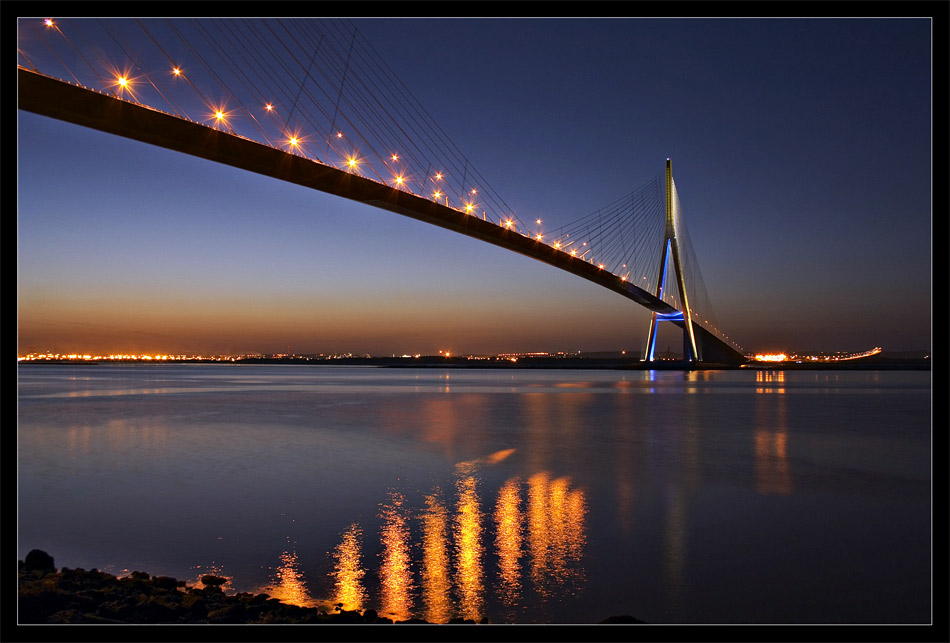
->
[20,550,636,624]
[200,574,228,588]
[21,549,55,573]
[600,614,648,623]
[17,552,435,624]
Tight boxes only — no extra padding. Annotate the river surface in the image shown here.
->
[16,365,932,624]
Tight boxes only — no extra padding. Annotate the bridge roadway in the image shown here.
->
[18,68,744,364]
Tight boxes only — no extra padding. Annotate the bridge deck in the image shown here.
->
[18,67,745,363]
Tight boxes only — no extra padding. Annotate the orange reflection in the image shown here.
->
[527,472,587,598]
[330,523,367,612]
[454,471,484,621]
[754,394,792,494]
[303,456,588,623]
[755,370,786,394]
[378,492,414,621]
[457,448,516,473]
[527,472,551,594]
[262,549,317,608]
[420,491,453,624]
[494,477,523,608]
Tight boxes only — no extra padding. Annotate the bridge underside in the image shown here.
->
[18,68,746,365]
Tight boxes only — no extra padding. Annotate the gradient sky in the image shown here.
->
[17,17,934,356]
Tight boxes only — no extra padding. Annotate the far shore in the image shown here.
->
[17,355,931,370]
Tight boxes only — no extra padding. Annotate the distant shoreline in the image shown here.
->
[17,356,931,371]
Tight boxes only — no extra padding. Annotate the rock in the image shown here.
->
[21,550,55,573]
[600,614,648,623]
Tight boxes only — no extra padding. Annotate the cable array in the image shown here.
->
[18,17,739,351]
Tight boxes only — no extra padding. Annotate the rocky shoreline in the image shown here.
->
[17,550,646,625]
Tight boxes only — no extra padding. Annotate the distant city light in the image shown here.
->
[16,347,900,365]
[750,347,884,363]
[754,353,788,362]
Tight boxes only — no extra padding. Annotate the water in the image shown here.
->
[16,364,932,624]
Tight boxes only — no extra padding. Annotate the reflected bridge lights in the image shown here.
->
[318,466,587,623]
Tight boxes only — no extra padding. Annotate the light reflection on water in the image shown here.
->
[378,492,415,621]
[330,523,367,612]
[495,477,523,614]
[268,449,587,623]
[420,491,453,624]
[259,549,319,608]
[16,365,932,624]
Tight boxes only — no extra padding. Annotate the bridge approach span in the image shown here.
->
[18,68,744,363]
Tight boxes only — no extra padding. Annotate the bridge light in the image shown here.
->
[394,175,405,186]
[504,219,514,229]
[433,190,442,199]
[264,103,274,111]
[536,233,543,241]
[570,249,577,256]
[336,131,344,138]
[471,188,477,194]
[391,154,399,161]
[465,203,474,213]
[347,156,358,169]
[287,136,300,148]
[435,172,443,180]
[172,67,182,76]
[553,241,561,249]
[44,19,54,27]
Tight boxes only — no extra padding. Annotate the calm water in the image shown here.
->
[16,365,932,624]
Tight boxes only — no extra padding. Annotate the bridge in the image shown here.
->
[17,18,745,364]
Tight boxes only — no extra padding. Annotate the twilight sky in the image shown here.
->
[17,17,933,356]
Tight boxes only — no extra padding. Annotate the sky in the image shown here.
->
[17,16,935,357]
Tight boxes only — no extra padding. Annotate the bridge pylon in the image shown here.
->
[644,159,701,363]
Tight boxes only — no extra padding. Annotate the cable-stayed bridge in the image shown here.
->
[17,18,745,364]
